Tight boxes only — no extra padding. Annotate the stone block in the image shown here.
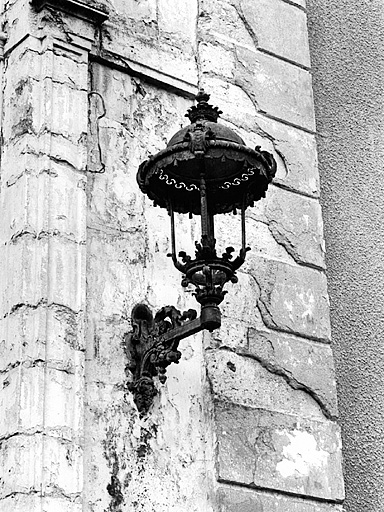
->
[157,0,198,47]
[0,167,87,245]
[215,401,344,501]
[201,48,315,131]
[0,434,83,497]
[6,38,88,90]
[206,349,325,421]
[198,0,258,50]
[0,364,84,439]
[49,82,88,140]
[239,0,311,67]
[255,115,320,197]
[101,20,198,86]
[199,42,237,79]
[0,237,85,318]
[246,258,331,341]
[2,74,88,145]
[0,304,85,372]
[0,365,44,438]
[248,186,326,269]
[247,328,338,418]
[49,42,89,89]
[0,238,48,318]
[217,486,343,512]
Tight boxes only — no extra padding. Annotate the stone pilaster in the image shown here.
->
[0,2,96,508]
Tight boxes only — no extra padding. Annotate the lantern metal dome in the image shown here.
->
[137,90,276,216]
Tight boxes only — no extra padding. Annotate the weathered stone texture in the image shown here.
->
[0,494,82,512]
[101,0,198,86]
[254,115,320,198]
[250,260,331,341]
[217,486,343,512]
[0,304,85,372]
[215,401,344,501]
[0,24,89,511]
[0,1,343,510]
[246,328,338,419]
[200,0,310,67]
[84,66,217,511]
[199,0,315,130]
[207,349,327,421]
[200,51,315,131]
[239,0,311,67]
[0,434,83,498]
[249,186,326,269]
[209,327,338,420]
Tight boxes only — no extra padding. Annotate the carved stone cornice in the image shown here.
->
[31,0,109,24]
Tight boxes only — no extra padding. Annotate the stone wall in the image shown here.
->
[0,1,344,511]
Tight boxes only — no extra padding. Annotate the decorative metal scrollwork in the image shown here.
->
[125,304,199,415]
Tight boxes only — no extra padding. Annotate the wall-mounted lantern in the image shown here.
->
[127,91,276,414]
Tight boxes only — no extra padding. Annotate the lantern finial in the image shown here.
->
[185,89,223,123]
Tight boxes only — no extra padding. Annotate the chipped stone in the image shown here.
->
[215,401,344,501]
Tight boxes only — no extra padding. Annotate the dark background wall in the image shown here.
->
[307,2,384,510]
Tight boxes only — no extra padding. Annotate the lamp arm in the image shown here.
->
[125,303,220,416]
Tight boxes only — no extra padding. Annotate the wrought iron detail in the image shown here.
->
[183,121,216,157]
[126,303,219,415]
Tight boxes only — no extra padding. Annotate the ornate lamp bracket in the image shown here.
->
[126,303,220,415]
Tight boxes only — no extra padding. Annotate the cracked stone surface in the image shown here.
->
[101,0,198,85]
[199,0,309,66]
[249,186,326,270]
[206,349,329,421]
[248,259,331,341]
[200,48,315,131]
[246,328,338,419]
[208,327,338,420]
[215,400,344,501]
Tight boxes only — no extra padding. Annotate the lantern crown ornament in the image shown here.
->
[128,91,276,415]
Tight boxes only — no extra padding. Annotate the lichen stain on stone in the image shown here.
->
[11,104,34,138]
[103,427,125,511]
[106,474,124,510]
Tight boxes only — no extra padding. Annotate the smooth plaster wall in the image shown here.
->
[307,2,384,511]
